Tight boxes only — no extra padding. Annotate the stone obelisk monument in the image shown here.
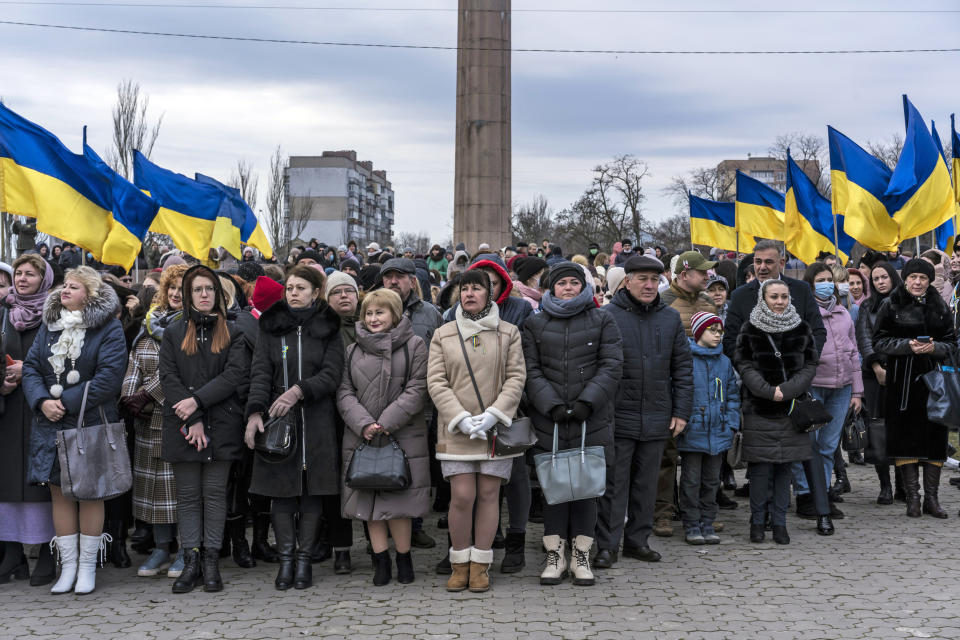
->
[453,0,511,254]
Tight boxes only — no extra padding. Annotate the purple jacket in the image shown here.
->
[811,299,863,396]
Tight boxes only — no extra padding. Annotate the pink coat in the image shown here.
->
[811,300,863,396]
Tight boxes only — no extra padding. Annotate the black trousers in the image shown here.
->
[543,498,597,539]
[272,494,352,548]
[596,438,664,551]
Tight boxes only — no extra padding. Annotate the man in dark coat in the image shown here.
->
[594,256,693,568]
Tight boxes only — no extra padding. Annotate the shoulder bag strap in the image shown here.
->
[280,335,289,391]
[457,329,486,410]
[764,333,789,384]
[400,342,410,390]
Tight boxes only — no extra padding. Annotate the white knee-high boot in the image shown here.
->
[50,534,79,594]
[75,533,111,595]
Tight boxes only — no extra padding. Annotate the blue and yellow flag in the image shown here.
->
[133,151,240,260]
[195,174,273,259]
[930,120,955,253]
[885,96,956,241]
[828,125,899,251]
[951,114,959,201]
[0,104,156,269]
[735,170,784,241]
[689,193,754,252]
[784,150,854,265]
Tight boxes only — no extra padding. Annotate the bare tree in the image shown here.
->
[650,213,691,253]
[664,165,736,214]
[554,193,614,251]
[866,133,904,171]
[511,194,555,245]
[105,80,163,180]
[263,145,287,258]
[393,230,432,255]
[768,132,829,196]
[228,160,259,211]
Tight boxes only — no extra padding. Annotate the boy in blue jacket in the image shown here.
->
[678,312,740,544]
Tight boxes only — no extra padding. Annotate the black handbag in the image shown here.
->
[255,336,297,463]
[765,334,831,433]
[841,405,867,451]
[863,417,888,465]
[457,328,536,458]
[726,430,745,469]
[923,359,960,431]
[344,433,411,491]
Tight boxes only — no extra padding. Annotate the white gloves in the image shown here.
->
[468,412,499,439]
[456,416,476,436]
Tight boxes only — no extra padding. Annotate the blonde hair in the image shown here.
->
[571,254,589,267]
[831,264,849,283]
[64,265,102,298]
[360,288,403,327]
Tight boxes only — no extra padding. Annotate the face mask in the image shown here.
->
[814,282,835,299]
[837,283,850,297]
[589,248,598,256]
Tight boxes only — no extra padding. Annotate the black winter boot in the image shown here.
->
[894,465,906,502]
[29,541,56,586]
[106,520,131,568]
[227,517,256,568]
[251,513,279,563]
[795,493,817,519]
[218,524,231,559]
[372,550,392,586]
[833,452,851,494]
[202,550,223,592]
[922,463,949,518]
[334,549,352,575]
[500,531,525,574]
[272,513,296,590]
[295,513,321,589]
[901,463,922,517]
[171,548,203,594]
[396,551,414,584]
[876,465,894,505]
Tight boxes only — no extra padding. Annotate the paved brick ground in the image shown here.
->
[2,463,960,640]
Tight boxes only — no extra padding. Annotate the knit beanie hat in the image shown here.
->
[236,261,265,283]
[515,256,547,284]
[901,258,935,283]
[323,270,359,299]
[250,275,284,315]
[690,311,723,341]
[546,261,587,291]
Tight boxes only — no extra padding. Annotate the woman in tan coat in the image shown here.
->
[337,289,429,587]
[427,269,526,593]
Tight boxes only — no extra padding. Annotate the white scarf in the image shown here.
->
[47,309,86,398]
[455,302,500,340]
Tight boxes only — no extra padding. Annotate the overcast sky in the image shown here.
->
[1,0,958,248]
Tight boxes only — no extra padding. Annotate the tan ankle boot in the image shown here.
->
[540,535,568,585]
[468,547,493,592]
[571,535,595,586]
[446,547,471,592]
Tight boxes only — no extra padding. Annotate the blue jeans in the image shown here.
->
[792,385,852,494]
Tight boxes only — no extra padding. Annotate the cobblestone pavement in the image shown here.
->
[2,464,960,640]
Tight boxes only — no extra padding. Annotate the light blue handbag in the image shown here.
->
[534,422,606,505]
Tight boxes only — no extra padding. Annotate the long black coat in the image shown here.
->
[604,288,693,441]
[246,301,344,498]
[0,309,47,502]
[873,286,957,461]
[522,295,623,453]
[733,321,818,464]
[159,312,250,464]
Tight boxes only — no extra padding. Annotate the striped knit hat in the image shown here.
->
[690,311,723,341]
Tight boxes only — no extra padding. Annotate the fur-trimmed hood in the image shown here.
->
[42,280,120,329]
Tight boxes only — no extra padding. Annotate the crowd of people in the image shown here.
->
[0,231,957,596]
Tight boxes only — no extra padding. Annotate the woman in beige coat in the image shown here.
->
[427,269,526,593]
[337,289,428,587]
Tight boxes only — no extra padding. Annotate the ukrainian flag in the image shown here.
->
[735,170,784,241]
[195,174,273,259]
[885,96,956,241]
[133,151,239,260]
[689,193,753,252]
[828,125,899,252]
[930,120,955,252]
[0,104,156,270]
[785,150,854,265]
[952,114,959,201]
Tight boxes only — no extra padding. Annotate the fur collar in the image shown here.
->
[42,281,119,330]
[258,300,340,339]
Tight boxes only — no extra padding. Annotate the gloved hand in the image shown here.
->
[570,401,592,422]
[456,416,476,435]
[468,429,488,441]
[269,385,304,417]
[470,411,499,435]
[549,405,569,423]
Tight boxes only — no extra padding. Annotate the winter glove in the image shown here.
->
[549,405,569,423]
[570,401,592,422]
[120,390,153,419]
[469,411,499,435]
[269,385,304,417]
[455,416,476,435]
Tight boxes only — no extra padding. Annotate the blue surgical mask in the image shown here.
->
[814,282,835,299]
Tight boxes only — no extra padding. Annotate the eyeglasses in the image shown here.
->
[330,287,356,297]
[706,325,724,335]
[192,285,215,295]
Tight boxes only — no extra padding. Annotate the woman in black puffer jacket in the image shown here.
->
[734,279,818,546]
[522,262,622,587]
[160,265,250,594]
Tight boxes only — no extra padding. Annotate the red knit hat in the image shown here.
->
[690,311,723,341]
[250,275,284,318]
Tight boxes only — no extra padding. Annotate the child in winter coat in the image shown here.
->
[677,312,740,545]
